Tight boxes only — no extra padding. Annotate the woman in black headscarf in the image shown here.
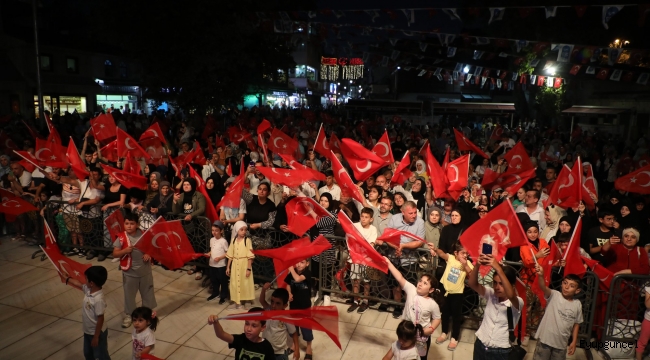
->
[436,207,466,279]
[172,178,206,221]
[410,177,426,215]
[147,181,174,218]
[204,175,224,206]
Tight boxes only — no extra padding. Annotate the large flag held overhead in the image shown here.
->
[338,211,387,273]
[454,128,489,158]
[255,167,316,188]
[372,130,395,164]
[90,113,117,142]
[459,201,529,276]
[216,159,246,209]
[35,138,68,168]
[100,140,119,162]
[254,236,332,288]
[562,216,586,278]
[339,138,386,181]
[330,151,364,203]
[277,153,326,181]
[284,197,334,237]
[546,162,582,209]
[615,164,650,194]
[446,154,470,199]
[139,122,167,144]
[257,118,272,134]
[503,142,533,173]
[116,127,150,159]
[218,306,341,349]
[0,189,39,215]
[66,138,89,180]
[314,124,331,159]
[135,218,205,270]
[423,143,449,199]
[391,151,413,186]
[267,128,299,155]
[122,152,142,176]
[100,163,148,190]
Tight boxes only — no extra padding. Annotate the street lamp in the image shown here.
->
[463,66,470,74]
[545,66,556,75]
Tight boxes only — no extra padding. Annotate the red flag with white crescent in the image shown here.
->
[329,133,341,154]
[35,138,68,168]
[217,172,245,209]
[453,128,489,158]
[545,162,582,209]
[257,118,272,134]
[423,143,449,199]
[66,138,89,180]
[338,211,388,273]
[372,130,394,164]
[139,122,166,144]
[582,163,598,209]
[122,152,142,176]
[390,151,413,186]
[340,139,385,181]
[277,153,326,181]
[116,127,150,159]
[100,163,148,190]
[459,201,529,276]
[100,140,119,163]
[14,150,39,173]
[255,166,316,188]
[104,209,125,243]
[135,218,205,270]
[377,228,426,248]
[615,164,650,194]
[267,128,299,155]
[90,113,117,142]
[503,142,533,173]
[284,197,334,236]
[446,154,470,198]
[41,243,91,286]
[331,151,364,203]
[314,124,331,159]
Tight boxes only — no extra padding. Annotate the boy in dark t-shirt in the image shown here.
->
[208,307,276,360]
[583,209,618,263]
[285,259,314,359]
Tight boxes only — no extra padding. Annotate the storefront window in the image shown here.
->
[59,96,87,114]
[96,94,137,113]
[291,65,316,81]
[34,95,57,117]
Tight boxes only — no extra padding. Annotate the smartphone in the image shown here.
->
[481,243,493,255]
[249,161,256,167]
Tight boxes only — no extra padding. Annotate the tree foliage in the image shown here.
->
[93,0,313,111]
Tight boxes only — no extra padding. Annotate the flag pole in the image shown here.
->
[39,245,63,276]
[270,269,288,284]
[12,150,45,172]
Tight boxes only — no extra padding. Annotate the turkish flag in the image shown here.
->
[504,142,533,172]
[314,124,331,159]
[41,243,91,286]
[454,129,489,158]
[35,138,68,168]
[136,218,205,270]
[227,126,245,144]
[90,114,117,142]
[490,124,504,140]
[277,154,326,181]
[258,134,269,162]
[615,164,650,194]
[372,130,394,164]
[569,65,581,75]
[331,151,364,203]
[187,165,206,188]
[215,135,226,149]
[489,168,537,194]
[338,211,387,273]
[189,140,207,166]
[217,172,245,209]
[116,128,150,159]
[339,139,385,181]
[562,217,586,277]
[104,209,125,243]
[553,78,563,88]
[122,152,142,176]
[546,162,582,209]
[267,128,299,155]
[256,166,314,188]
[254,236,332,288]
[100,163,148,190]
[139,122,167,144]
[442,149,450,170]
[14,150,38,173]
[329,133,341,154]
[419,139,430,157]
[43,112,54,133]
[284,197,334,236]
[447,154,470,198]
[543,240,561,285]
[377,228,426,248]
[460,201,528,276]
[514,278,527,336]
[391,151,413,186]
[596,68,610,80]
[423,143,449,199]
[582,256,614,290]
[582,163,598,209]
[0,189,38,215]
[219,306,341,349]
[242,132,258,152]
[100,140,119,162]
[47,127,63,148]
[258,118,272,134]
[140,138,166,166]
[66,138,89,180]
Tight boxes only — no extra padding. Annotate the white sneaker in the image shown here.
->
[111,257,120,263]
[323,295,331,306]
[121,316,132,328]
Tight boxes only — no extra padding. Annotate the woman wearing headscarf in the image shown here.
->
[146,181,173,218]
[414,160,428,181]
[519,220,550,338]
[204,175,224,206]
[617,200,638,234]
[424,207,444,249]
[143,178,160,207]
[409,178,427,215]
[172,178,206,221]
[309,192,340,305]
[541,205,567,241]
[436,208,466,279]
[225,220,256,309]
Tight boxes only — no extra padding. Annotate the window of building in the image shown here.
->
[59,96,87,114]
[40,55,52,71]
[291,65,316,81]
[66,57,78,73]
[104,60,114,77]
[120,62,127,78]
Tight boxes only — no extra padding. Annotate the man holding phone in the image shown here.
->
[584,209,618,263]
[244,161,265,193]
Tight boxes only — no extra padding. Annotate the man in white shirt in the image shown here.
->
[466,254,523,359]
[498,134,516,151]
[516,189,546,232]
[318,171,341,201]
[245,161,266,193]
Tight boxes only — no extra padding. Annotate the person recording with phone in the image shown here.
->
[244,161,265,193]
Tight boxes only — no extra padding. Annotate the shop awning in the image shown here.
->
[432,102,515,113]
[561,106,631,115]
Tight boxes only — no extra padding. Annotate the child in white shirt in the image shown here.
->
[207,221,229,304]
[347,207,378,314]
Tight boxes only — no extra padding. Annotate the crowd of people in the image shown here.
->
[2,105,650,360]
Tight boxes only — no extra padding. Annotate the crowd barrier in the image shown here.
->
[598,273,650,360]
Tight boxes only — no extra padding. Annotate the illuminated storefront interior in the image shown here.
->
[34,95,87,116]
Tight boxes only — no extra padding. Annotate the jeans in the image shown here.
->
[83,329,111,360]
[209,266,229,299]
[473,338,511,360]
